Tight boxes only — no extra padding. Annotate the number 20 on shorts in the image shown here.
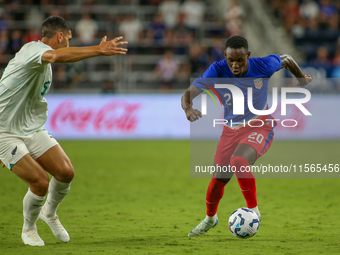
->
[248,132,264,144]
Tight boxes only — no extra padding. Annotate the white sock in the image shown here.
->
[23,189,45,230]
[44,177,71,217]
[205,214,217,223]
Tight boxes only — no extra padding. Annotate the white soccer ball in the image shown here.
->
[228,208,260,239]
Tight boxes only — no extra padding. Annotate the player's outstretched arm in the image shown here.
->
[42,36,128,63]
[279,54,312,86]
[181,85,202,122]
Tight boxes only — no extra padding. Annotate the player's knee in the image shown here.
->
[232,146,257,165]
[66,166,75,182]
[230,155,252,166]
[213,168,234,181]
[214,177,231,183]
[39,179,50,194]
[62,164,74,183]
[30,174,49,196]
[56,160,75,183]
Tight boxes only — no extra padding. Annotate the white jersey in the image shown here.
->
[0,41,53,135]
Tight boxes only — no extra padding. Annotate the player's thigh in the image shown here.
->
[25,130,59,161]
[214,133,238,166]
[0,129,49,194]
[36,144,74,183]
[11,154,49,195]
[236,127,274,165]
[232,144,257,165]
[213,161,234,182]
[26,130,74,183]
[214,131,238,181]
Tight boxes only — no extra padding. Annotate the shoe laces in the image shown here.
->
[197,219,214,230]
[49,215,64,231]
[25,229,41,242]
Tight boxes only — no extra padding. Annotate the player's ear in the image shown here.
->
[224,50,227,59]
[247,51,251,59]
[57,32,63,43]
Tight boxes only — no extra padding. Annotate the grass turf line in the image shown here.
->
[0,140,339,255]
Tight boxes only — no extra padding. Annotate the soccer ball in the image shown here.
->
[228,208,260,239]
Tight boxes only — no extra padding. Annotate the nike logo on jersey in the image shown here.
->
[11,146,17,156]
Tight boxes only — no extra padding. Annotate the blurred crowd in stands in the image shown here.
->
[0,0,246,91]
[266,0,340,91]
[0,0,243,91]
[2,0,340,92]
[267,0,340,65]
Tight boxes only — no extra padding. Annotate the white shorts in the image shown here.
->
[0,127,59,170]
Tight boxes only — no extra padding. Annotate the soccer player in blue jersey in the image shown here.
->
[181,35,312,236]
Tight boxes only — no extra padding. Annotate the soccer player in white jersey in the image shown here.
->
[0,16,128,246]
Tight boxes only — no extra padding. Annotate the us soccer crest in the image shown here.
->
[253,78,263,89]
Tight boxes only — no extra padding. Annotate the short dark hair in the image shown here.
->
[41,16,71,39]
[225,35,248,50]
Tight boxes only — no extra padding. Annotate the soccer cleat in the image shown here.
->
[250,207,262,222]
[188,216,219,236]
[39,206,70,242]
[22,228,45,246]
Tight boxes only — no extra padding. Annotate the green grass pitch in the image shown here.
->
[0,140,339,255]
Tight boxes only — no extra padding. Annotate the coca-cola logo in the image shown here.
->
[50,100,141,133]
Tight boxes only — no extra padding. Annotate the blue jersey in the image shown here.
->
[192,54,282,122]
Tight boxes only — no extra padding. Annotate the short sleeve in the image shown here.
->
[258,54,282,76]
[25,42,53,68]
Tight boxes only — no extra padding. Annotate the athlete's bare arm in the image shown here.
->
[181,85,202,122]
[42,36,128,63]
[279,54,312,86]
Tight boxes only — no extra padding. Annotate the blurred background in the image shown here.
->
[0,0,339,140]
[2,2,340,253]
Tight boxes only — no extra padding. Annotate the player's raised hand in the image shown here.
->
[297,74,312,86]
[185,108,202,122]
[99,36,128,56]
